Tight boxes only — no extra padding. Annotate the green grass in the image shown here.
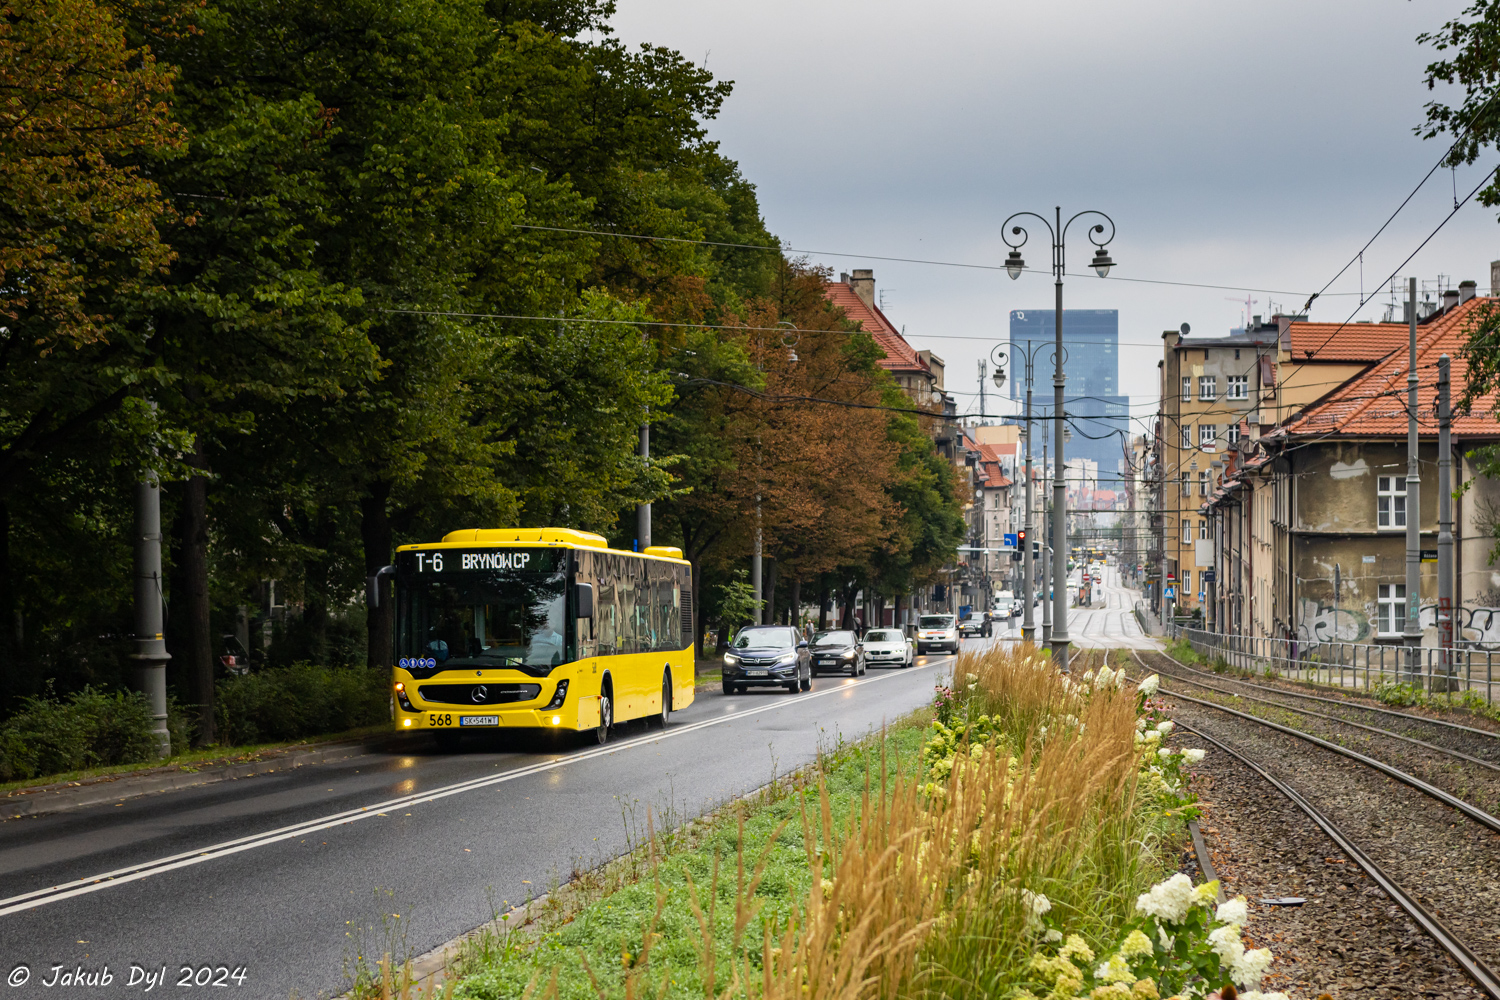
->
[0,724,387,798]
[445,721,929,1000]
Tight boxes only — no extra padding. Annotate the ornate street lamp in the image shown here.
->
[1001,207,1117,673]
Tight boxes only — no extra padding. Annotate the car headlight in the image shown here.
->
[841,650,855,659]
[777,652,797,666]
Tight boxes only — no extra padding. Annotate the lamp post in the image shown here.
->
[991,340,1059,644]
[1003,207,1117,673]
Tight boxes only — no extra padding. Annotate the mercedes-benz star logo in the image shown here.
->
[471,685,488,703]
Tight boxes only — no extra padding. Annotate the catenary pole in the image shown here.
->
[1404,277,1423,679]
[1022,367,1036,641]
[1050,206,1071,671]
[637,421,651,549]
[131,477,171,757]
[1438,353,1454,681]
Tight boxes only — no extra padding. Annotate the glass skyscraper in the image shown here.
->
[1008,309,1130,474]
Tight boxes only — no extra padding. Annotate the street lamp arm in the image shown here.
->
[1061,209,1117,250]
[1001,211,1057,253]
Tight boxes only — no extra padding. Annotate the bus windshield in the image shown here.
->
[396,550,570,674]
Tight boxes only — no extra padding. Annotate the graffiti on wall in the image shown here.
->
[1418,604,1500,650]
[1296,599,1371,644]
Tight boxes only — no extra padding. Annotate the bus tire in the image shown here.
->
[657,672,672,728]
[595,680,613,745]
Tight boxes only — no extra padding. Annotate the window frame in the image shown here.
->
[1199,424,1217,448]
[1377,583,1407,636]
[1199,375,1217,401]
[1377,476,1407,530]
[1181,376,1191,403]
[1227,375,1248,400]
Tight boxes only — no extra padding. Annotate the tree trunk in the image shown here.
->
[894,592,904,632]
[840,581,856,630]
[179,438,215,745]
[690,557,707,659]
[362,480,394,668]
[762,558,778,625]
[0,500,13,701]
[818,585,830,630]
[788,576,801,629]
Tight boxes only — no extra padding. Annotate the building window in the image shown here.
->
[1199,376,1217,401]
[1378,583,1406,635]
[1227,375,1248,400]
[1377,476,1407,529]
[1181,425,1192,449]
[1180,474,1191,497]
[1199,424,1217,447]
[1181,376,1191,403]
[1199,520,1209,540]
[1234,348,1241,360]
[1182,521,1191,544]
[1227,423,1241,444]
[1199,471,1210,496]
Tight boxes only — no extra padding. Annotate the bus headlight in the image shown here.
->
[544,680,569,710]
[394,682,416,713]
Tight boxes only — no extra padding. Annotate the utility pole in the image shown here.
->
[637,421,651,549]
[1438,353,1454,683]
[1041,425,1052,642]
[1023,387,1036,641]
[131,478,172,757]
[1404,277,1423,680]
[1049,210,1070,671]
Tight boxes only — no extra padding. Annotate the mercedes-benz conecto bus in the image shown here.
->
[370,528,694,747]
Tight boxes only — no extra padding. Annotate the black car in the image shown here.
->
[808,629,865,676]
[958,615,988,638]
[722,625,811,694]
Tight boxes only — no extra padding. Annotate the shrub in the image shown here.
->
[213,663,388,745]
[0,686,160,782]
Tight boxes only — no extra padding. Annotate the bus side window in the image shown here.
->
[598,583,617,655]
[659,580,677,651]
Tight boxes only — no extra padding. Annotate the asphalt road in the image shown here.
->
[0,653,956,999]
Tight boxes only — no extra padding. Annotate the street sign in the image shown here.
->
[1003,533,1018,548]
[1164,586,1176,599]
[1421,549,1438,563]
[1202,569,1216,583]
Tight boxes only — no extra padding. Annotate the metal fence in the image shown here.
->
[1165,624,1500,704]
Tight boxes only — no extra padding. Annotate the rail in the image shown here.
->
[1165,623,1500,703]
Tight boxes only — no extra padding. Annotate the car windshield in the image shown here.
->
[734,629,793,649]
[865,630,902,643]
[920,616,954,629]
[812,631,856,645]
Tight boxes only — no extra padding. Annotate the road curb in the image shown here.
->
[2,740,386,820]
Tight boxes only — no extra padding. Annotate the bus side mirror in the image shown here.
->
[366,565,396,609]
[574,582,594,619]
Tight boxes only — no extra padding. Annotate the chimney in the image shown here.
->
[1460,279,1477,303]
[839,272,849,283]
[1443,287,1461,313]
[1491,261,1500,297]
[849,269,876,310]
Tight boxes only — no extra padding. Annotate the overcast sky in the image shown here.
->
[609,0,1500,439]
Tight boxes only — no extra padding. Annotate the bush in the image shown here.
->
[0,686,161,781]
[214,663,388,745]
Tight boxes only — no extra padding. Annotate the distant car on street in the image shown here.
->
[809,629,865,676]
[915,614,959,655]
[958,614,987,638]
[860,628,913,668]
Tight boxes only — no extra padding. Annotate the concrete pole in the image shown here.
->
[1050,210,1071,671]
[131,479,172,756]
[1438,354,1454,680]
[1022,375,1036,641]
[1404,277,1424,681]
[636,422,651,549]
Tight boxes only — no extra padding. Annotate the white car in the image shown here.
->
[915,614,959,655]
[860,628,913,668]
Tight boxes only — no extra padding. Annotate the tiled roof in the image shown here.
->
[978,460,1012,489]
[1285,320,1411,362]
[824,282,930,374]
[1276,296,1500,439]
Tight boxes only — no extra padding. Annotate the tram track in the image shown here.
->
[1130,648,1500,998]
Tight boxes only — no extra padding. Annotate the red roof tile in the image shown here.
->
[824,282,929,374]
[1278,297,1500,439]
[1285,320,1411,362]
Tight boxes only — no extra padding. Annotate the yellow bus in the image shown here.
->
[374,528,695,747]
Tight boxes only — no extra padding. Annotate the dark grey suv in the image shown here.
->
[722,625,811,694]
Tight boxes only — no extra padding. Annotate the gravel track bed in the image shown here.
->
[1171,693,1500,998]
[1139,653,1500,819]
[1145,650,1500,761]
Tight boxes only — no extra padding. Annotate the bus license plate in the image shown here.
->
[746,670,767,677]
[460,716,499,727]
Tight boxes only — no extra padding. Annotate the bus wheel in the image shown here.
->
[657,672,672,728]
[595,685,613,745]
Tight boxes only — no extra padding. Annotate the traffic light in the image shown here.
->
[1013,529,1026,561]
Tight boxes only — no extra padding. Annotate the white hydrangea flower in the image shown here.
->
[1137,673,1160,696]
[1208,922,1243,963]
[1096,665,1115,687]
[1158,747,1175,759]
[1182,748,1206,764]
[1155,720,1175,735]
[1215,895,1249,926]
[1232,947,1275,988]
[1144,730,1162,743]
[1119,929,1154,958]
[1192,881,1221,904]
[1135,873,1197,923]
[965,672,979,684]
[1136,717,1149,732]
[1044,928,1063,943]
[1021,888,1052,917]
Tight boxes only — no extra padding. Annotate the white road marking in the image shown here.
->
[0,657,949,918]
